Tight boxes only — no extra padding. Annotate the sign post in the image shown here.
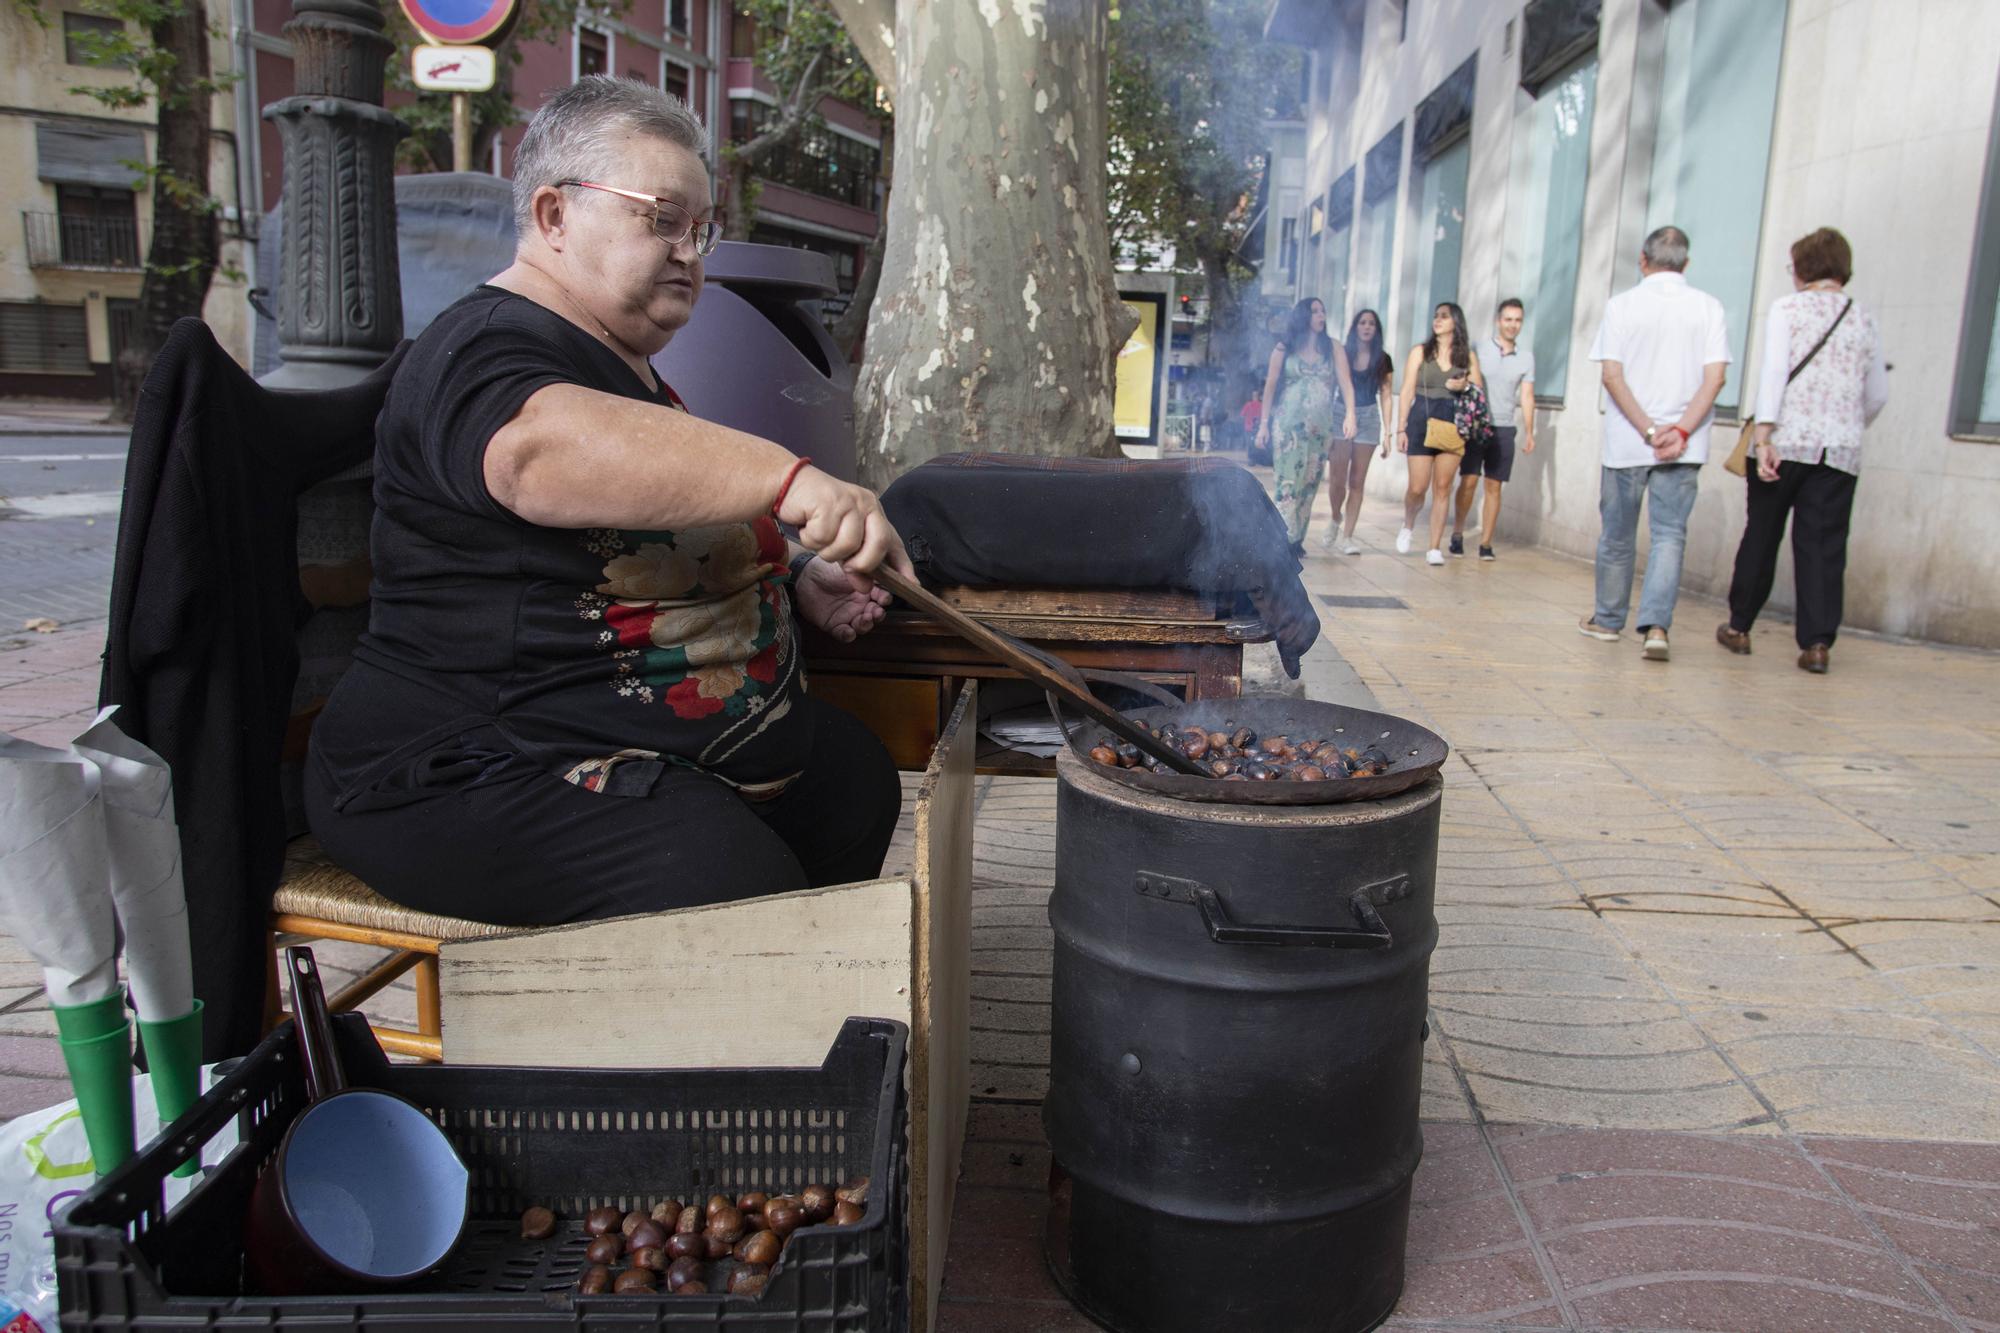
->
[401,0,515,172]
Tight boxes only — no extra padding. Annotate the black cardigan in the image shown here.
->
[99,318,406,1060]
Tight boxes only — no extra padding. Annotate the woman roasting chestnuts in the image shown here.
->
[302,77,916,924]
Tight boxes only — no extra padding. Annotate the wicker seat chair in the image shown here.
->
[268,838,512,1061]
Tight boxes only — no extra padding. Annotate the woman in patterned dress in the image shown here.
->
[302,77,913,926]
[1256,297,1359,552]
[1717,227,1888,674]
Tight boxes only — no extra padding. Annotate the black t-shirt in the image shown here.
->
[317,285,807,799]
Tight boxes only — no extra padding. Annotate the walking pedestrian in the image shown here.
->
[1717,227,1887,674]
[1320,310,1396,555]
[1395,302,1484,566]
[1239,387,1264,453]
[1257,297,1359,553]
[1578,225,1731,661]
[1451,299,1536,560]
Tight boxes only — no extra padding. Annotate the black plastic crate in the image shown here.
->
[57,1015,908,1331]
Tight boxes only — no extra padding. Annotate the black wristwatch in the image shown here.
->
[788,551,817,584]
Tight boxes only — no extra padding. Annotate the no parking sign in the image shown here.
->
[399,0,517,48]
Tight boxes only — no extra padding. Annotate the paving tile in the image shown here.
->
[935,1302,1100,1332]
[1915,1262,2000,1328]
[937,1185,1065,1306]
[1606,913,1898,1010]
[0,1071,75,1119]
[1459,1063,1772,1133]
[0,1033,70,1080]
[1564,1276,1957,1332]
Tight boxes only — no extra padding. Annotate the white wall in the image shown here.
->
[1288,0,2000,648]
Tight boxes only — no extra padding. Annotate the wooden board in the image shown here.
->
[938,584,1224,621]
[911,684,975,1333]
[808,673,945,771]
[438,681,978,1333]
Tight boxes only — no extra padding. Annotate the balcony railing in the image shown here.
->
[23,211,142,270]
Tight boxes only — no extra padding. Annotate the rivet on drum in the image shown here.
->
[1120,1053,1142,1075]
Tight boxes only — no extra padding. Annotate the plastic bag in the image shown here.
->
[0,1067,222,1323]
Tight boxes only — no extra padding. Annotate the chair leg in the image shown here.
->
[414,956,442,1051]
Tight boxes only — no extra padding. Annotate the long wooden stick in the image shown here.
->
[868,566,1205,775]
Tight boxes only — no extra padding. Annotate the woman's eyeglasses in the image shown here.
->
[558,180,722,256]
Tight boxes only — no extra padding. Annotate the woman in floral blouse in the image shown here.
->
[1716,228,1888,674]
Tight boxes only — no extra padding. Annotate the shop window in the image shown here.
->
[1641,0,1786,412]
[0,301,91,374]
[1956,79,2000,437]
[1354,127,1402,343]
[1322,168,1355,326]
[1501,53,1596,402]
[1405,58,1475,346]
[578,28,607,79]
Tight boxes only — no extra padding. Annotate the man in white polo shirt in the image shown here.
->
[1579,226,1731,662]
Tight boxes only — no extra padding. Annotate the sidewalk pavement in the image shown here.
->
[1,479,1996,1331]
[0,402,126,436]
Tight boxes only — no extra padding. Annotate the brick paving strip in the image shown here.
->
[1,488,1996,1330]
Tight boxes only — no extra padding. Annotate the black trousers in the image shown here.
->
[1725,459,1858,650]
[302,696,903,927]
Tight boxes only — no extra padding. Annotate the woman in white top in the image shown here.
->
[1717,228,1888,674]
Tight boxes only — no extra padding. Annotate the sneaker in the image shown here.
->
[1448,533,1464,558]
[1642,626,1671,661]
[1342,539,1362,556]
[1395,527,1414,554]
[1577,616,1620,642]
[1426,548,1445,566]
[1318,526,1337,550]
[1478,545,1496,561]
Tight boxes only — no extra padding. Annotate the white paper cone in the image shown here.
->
[72,708,195,1024]
[0,733,119,1008]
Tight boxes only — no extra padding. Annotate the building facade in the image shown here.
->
[0,0,257,398]
[1266,0,2000,648]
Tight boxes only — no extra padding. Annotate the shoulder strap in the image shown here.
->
[1787,299,1853,384]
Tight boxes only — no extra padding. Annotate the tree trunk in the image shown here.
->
[112,0,219,422]
[833,118,891,359]
[830,0,1136,491]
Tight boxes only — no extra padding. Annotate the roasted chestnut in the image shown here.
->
[577,1264,612,1295]
[585,1205,623,1237]
[665,1256,705,1290]
[705,1205,745,1243]
[519,1206,557,1241]
[799,1183,836,1221]
[762,1198,803,1237]
[736,1229,781,1266]
[584,1233,624,1266]
[728,1263,770,1295]
[612,1267,656,1294]
[1088,744,1118,766]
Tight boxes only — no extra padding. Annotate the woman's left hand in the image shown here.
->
[795,555,891,643]
[1755,442,1781,483]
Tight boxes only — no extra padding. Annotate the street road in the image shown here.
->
[0,433,127,628]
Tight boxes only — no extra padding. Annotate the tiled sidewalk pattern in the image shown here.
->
[3,476,1998,1330]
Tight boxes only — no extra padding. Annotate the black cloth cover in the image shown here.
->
[98,318,407,1060]
[880,453,1320,675]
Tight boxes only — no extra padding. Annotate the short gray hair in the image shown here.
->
[511,75,711,236]
[1642,225,1690,272]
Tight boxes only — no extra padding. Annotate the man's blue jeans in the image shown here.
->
[1593,463,1700,632]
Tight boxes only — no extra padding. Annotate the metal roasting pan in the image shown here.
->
[1050,681,1449,806]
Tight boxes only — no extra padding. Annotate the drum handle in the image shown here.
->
[1134,871,1398,950]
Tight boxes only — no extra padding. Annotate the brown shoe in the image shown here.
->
[1715,624,1752,655]
[1798,644,1830,674]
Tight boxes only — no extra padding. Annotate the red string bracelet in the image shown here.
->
[771,455,813,518]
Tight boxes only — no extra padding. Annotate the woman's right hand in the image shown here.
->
[778,466,916,588]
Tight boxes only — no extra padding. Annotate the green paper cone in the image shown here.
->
[137,1001,204,1177]
[52,1005,134,1176]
